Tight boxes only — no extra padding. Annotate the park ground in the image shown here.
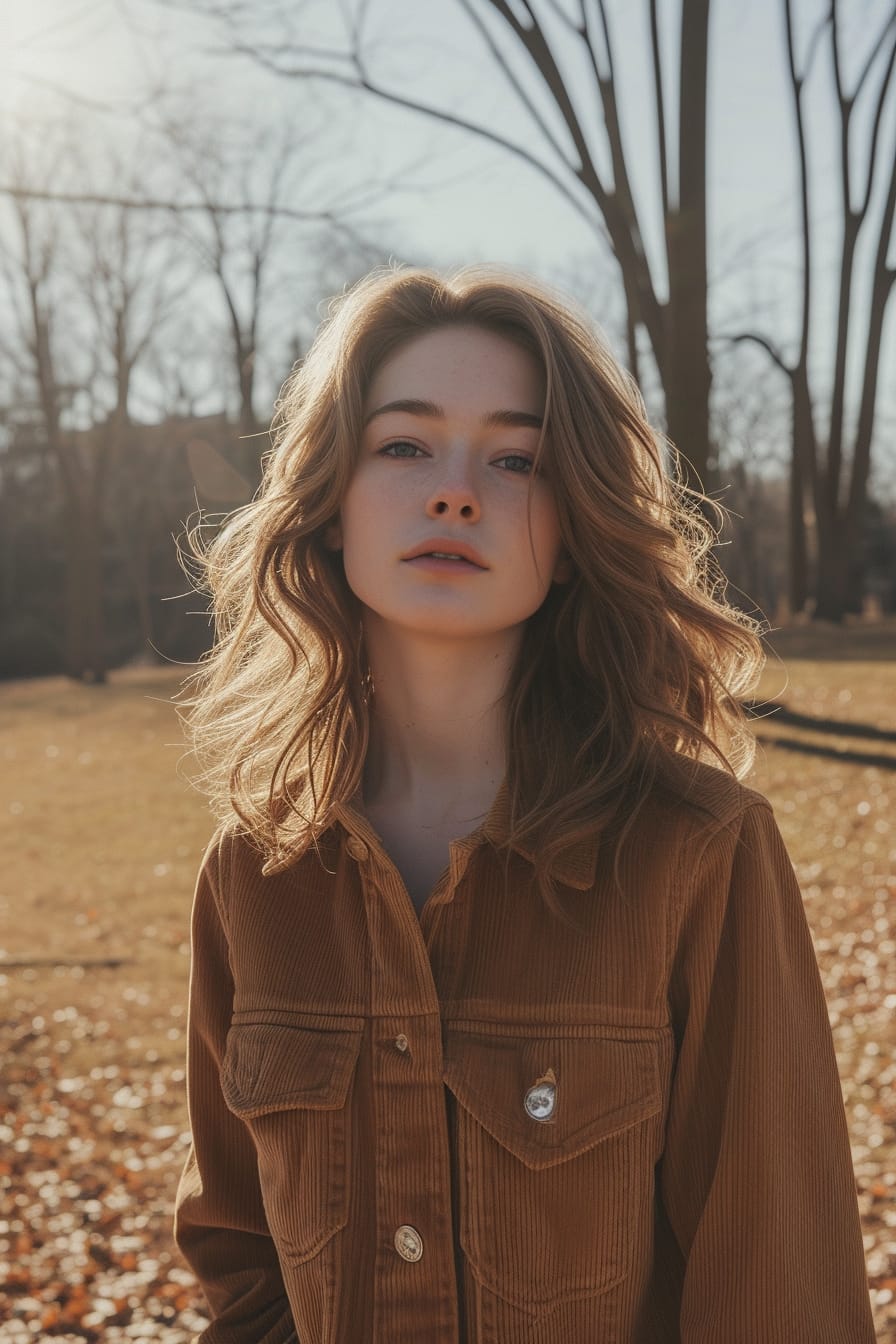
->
[0,622,895,1340]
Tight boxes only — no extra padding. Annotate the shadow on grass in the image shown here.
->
[752,735,896,770]
[762,621,896,662]
[744,702,896,744]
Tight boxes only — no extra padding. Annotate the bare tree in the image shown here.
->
[0,127,189,679]
[710,350,792,621]
[77,188,196,663]
[150,114,301,459]
[163,0,716,492]
[139,87,407,483]
[0,141,91,678]
[728,0,896,620]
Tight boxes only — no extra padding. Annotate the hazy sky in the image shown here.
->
[3,1,884,269]
[3,0,894,490]
[2,0,830,278]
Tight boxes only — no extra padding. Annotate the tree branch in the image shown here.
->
[783,0,815,377]
[222,53,600,229]
[543,0,585,37]
[0,183,324,219]
[484,0,607,200]
[853,5,896,101]
[802,11,831,83]
[848,104,896,524]
[577,0,663,353]
[649,0,670,222]
[455,0,580,174]
[827,0,863,510]
[716,330,793,378]
[857,20,896,220]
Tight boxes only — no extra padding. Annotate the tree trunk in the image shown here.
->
[83,490,108,683]
[130,520,155,658]
[787,438,808,615]
[663,233,712,495]
[814,498,847,621]
[665,0,712,494]
[63,499,89,680]
[62,486,108,683]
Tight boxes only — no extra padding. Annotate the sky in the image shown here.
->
[1,0,817,277]
[2,0,894,492]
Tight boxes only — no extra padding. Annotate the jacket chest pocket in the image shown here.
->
[221,1018,365,1265]
[443,1025,667,1317]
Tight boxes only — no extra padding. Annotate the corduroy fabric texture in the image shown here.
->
[173,761,876,1343]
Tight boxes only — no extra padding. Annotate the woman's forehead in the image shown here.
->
[364,324,545,418]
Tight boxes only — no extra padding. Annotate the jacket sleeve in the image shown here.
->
[174,834,298,1344]
[659,801,875,1343]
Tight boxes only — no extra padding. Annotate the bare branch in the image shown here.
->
[0,183,325,220]
[455,0,579,174]
[829,0,847,112]
[716,330,793,378]
[648,0,670,222]
[852,6,896,102]
[783,0,814,374]
[222,54,600,229]
[483,0,606,198]
[827,0,864,506]
[857,24,896,220]
[578,0,663,350]
[849,114,896,521]
[593,0,616,85]
[542,0,585,37]
[803,11,831,83]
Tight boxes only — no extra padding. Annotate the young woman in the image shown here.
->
[173,266,875,1343]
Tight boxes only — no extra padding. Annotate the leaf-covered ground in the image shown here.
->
[1,626,894,1340]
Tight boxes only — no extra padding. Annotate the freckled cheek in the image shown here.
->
[525,502,563,570]
[339,479,406,573]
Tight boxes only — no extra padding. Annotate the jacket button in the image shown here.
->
[394,1034,409,1052]
[394,1225,423,1261]
[346,837,368,861]
[524,1081,556,1120]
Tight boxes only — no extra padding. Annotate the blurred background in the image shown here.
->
[2,0,896,679]
[1,1,895,1340]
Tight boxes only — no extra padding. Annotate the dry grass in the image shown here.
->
[1,625,894,1339]
[0,671,207,1075]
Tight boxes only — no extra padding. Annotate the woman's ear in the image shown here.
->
[323,520,343,552]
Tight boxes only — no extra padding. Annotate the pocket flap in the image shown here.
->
[443,1026,663,1170]
[221,1021,364,1119]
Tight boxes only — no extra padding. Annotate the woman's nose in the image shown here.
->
[427,488,480,518]
[425,453,482,519]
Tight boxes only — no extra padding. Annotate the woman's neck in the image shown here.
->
[359,614,517,813]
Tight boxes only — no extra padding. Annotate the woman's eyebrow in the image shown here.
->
[363,397,542,430]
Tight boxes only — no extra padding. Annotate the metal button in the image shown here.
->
[394,1034,409,1052]
[524,1080,556,1121]
[394,1225,423,1261]
[346,837,368,862]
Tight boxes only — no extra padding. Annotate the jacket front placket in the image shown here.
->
[336,807,478,1344]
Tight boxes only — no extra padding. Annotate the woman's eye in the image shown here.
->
[497,454,535,474]
[380,441,423,459]
[378,442,535,474]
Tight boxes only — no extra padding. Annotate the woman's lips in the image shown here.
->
[403,556,485,574]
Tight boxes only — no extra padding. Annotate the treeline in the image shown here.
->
[0,107,389,681]
[2,0,896,680]
[3,398,894,683]
[1,413,233,680]
[179,0,896,623]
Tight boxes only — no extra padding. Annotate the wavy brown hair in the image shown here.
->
[178,264,767,920]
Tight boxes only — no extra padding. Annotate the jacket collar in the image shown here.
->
[332,775,599,892]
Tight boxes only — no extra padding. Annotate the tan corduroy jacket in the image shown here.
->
[173,762,876,1343]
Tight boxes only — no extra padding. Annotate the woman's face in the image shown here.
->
[328,323,571,643]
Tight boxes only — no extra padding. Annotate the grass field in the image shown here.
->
[1,624,895,1340]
